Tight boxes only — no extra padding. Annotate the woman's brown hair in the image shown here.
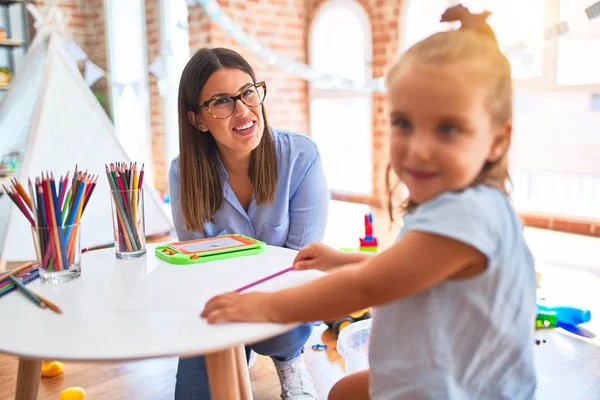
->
[385,7,512,221]
[177,48,278,232]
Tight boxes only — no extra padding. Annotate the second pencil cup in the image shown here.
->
[109,188,146,259]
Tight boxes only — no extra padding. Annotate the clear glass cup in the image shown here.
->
[31,222,81,284]
[109,188,146,259]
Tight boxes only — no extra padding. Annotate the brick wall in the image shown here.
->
[186,0,398,196]
[145,0,167,192]
[31,0,109,114]
[25,0,598,237]
[188,0,309,135]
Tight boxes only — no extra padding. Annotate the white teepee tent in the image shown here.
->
[0,7,173,261]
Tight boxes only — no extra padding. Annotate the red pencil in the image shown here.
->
[3,186,34,226]
[138,164,144,190]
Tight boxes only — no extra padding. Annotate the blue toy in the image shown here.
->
[537,304,591,326]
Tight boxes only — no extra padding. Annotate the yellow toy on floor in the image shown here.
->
[59,387,86,400]
[41,360,64,378]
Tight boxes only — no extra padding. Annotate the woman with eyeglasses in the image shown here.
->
[169,47,327,400]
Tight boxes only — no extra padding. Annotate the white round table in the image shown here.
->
[0,243,322,399]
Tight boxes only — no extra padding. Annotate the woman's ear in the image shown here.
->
[187,111,208,132]
[488,122,512,162]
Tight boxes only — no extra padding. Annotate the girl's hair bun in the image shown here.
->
[440,4,498,44]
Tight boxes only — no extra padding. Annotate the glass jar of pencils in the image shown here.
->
[109,188,146,259]
[31,222,82,284]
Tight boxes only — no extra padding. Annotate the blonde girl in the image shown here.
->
[202,6,537,399]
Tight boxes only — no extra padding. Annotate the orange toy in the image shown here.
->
[59,387,86,400]
[41,360,64,378]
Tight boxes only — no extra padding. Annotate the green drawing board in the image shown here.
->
[155,234,267,265]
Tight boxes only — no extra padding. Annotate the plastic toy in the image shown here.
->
[326,213,378,336]
[311,343,328,351]
[41,360,64,377]
[155,234,266,265]
[536,310,558,329]
[0,67,11,84]
[59,387,86,400]
[326,308,372,337]
[359,212,378,252]
[537,304,591,326]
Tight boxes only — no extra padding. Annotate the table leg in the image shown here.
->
[15,357,41,400]
[206,347,242,400]
[235,344,253,399]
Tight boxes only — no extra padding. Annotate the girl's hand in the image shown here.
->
[293,242,348,272]
[201,292,272,324]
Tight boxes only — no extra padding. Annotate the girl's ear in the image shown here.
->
[488,122,512,162]
[187,111,208,132]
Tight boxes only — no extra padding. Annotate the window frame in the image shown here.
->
[308,0,374,197]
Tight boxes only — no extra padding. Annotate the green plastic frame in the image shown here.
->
[154,234,267,265]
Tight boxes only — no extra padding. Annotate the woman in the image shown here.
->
[169,47,328,399]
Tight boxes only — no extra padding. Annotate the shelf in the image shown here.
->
[0,82,10,90]
[0,1,24,5]
[0,39,25,47]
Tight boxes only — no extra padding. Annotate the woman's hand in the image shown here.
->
[201,292,273,324]
[292,242,349,272]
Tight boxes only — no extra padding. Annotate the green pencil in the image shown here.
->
[9,275,46,309]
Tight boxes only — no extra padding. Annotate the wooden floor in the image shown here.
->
[0,324,344,399]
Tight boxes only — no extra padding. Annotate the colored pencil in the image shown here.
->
[0,269,40,299]
[9,275,46,309]
[235,266,295,293]
[30,289,63,314]
[0,262,34,284]
[105,163,144,253]
[4,168,98,274]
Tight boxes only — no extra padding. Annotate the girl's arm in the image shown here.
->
[202,231,487,324]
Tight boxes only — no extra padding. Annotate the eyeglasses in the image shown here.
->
[201,81,267,119]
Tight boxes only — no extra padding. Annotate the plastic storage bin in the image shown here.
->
[336,318,372,374]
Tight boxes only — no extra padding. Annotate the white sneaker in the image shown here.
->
[273,354,318,399]
[248,349,257,369]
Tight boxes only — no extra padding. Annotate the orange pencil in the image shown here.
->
[12,178,33,211]
[0,262,34,283]
[31,290,63,314]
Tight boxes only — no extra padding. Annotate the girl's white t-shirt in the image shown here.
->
[369,185,537,400]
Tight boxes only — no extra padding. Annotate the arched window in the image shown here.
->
[309,0,373,195]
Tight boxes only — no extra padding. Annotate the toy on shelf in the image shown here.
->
[0,27,6,40]
[537,304,591,327]
[359,212,378,252]
[0,67,11,85]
